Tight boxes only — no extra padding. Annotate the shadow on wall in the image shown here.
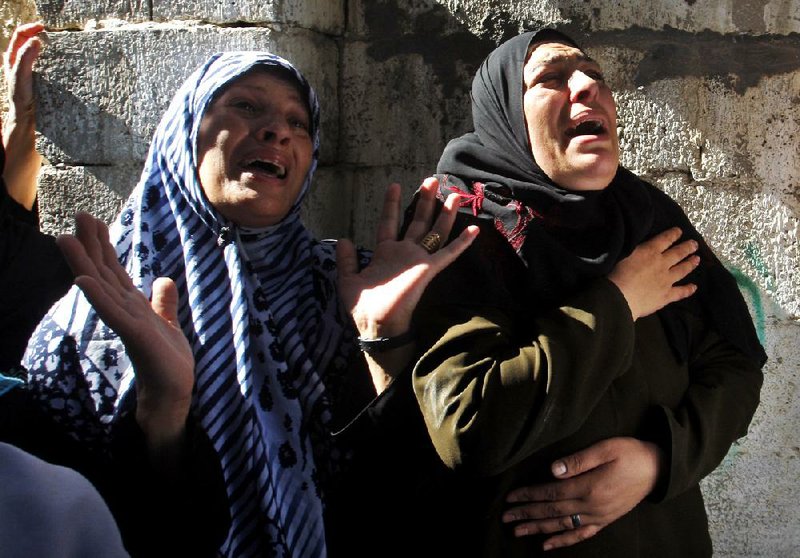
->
[35,76,142,174]
[361,0,512,95]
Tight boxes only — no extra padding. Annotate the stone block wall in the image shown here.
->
[2,0,799,555]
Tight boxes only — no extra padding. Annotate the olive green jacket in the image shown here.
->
[405,221,764,557]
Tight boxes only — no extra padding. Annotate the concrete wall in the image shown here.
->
[2,0,798,555]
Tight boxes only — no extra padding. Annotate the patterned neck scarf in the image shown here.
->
[25,52,356,557]
[436,30,766,366]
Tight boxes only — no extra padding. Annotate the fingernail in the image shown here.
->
[543,543,553,551]
[501,512,514,523]
[553,461,567,476]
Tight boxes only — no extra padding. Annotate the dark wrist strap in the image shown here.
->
[357,329,415,355]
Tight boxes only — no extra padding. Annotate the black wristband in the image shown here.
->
[357,330,415,355]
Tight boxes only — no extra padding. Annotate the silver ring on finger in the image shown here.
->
[419,231,442,254]
[570,513,582,529]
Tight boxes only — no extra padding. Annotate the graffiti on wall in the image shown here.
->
[726,241,770,345]
[728,266,766,345]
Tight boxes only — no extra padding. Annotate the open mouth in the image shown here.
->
[566,119,606,138]
[244,159,287,179]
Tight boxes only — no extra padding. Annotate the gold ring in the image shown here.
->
[419,231,442,254]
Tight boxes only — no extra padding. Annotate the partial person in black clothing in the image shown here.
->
[0,23,129,558]
[0,22,72,375]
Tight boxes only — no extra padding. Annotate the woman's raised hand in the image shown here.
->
[3,22,44,209]
[608,227,699,320]
[337,177,479,392]
[57,212,194,465]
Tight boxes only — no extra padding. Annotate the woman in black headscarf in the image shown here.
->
[346,29,765,557]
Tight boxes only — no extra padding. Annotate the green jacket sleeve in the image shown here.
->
[649,311,764,502]
[412,272,636,477]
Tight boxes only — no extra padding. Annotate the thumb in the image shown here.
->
[151,277,180,327]
[551,440,614,479]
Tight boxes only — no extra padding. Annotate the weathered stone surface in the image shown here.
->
[35,0,149,28]
[33,25,339,166]
[36,163,137,234]
[2,0,38,43]
[701,317,800,555]
[348,0,520,41]
[586,29,800,96]
[340,41,473,167]
[569,0,800,35]
[152,0,345,35]
[348,164,433,248]
[434,0,800,36]
[301,166,356,242]
[611,70,799,184]
[34,0,344,33]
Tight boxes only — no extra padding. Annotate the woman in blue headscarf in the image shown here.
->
[23,51,475,557]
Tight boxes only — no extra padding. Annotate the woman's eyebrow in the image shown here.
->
[229,83,305,105]
[530,51,595,69]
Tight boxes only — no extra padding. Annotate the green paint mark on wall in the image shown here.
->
[728,266,766,345]
[743,242,774,292]
[731,241,772,345]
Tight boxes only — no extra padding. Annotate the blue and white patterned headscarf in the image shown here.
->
[24,52,357,557]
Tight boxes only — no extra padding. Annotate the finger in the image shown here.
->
[72,276,133,334]
[335,238,359,280]
[375,182,401,244]
[74,211,127,292]
[662,238,698,265]
[511,514,590,537]
[502,498,582,523]
[6,23,44,69]
[404,177,438,241]
[542,525,602,551]
[428,191,461,239]
[551,440,614,479]
[95,214,131,290]
[14,37,41,82]
[151,277,180,327]
[59,232,131,314]
[56,233,95,278]
[74,211,104,264]
[646,227,683,252]
[72,213,133,303]
[665,283,697,304]
[428,225,478,271]
[667,254,700,283]
[506,479,573,504]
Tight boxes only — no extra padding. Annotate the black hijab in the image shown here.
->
[435,29,766,366]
